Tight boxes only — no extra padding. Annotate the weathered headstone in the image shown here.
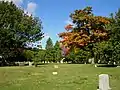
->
[89,58,95,64]
[29,62,32,66]
[89,58,92,63]
[91,58,95,64]
[45,61,47,63]
[60,60,63,63]
[98,74,111,90]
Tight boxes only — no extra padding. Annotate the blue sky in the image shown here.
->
[4,0,120,48]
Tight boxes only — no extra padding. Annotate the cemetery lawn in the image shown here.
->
[0,64,120,90]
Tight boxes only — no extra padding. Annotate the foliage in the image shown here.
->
[45,37,53,50]
[53,41,62,62]
[44,39,62,63]
[0,1,44,61]
[65,48,91,63]
[91,9,120,65]
[37,49,46,62]
[44,37,54,62]
[22,50,34,61]
[59,6,110,56]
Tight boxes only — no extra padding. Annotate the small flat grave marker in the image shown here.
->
[52,72,58,75]
[54,65,58,68]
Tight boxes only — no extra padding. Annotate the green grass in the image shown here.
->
[0,64,120,90]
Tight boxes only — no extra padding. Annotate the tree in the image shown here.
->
[22,50,34,61]
[59,6,110,63]
[54,41,62,62]
[91,9,120,65]
[0,1,44,62]
[97,9,120,65]
[45,37,54,62]
[37,49,46,62]
[45,37,53,50]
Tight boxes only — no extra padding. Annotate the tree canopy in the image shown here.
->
[0,1,44,59]
[45,37,54,50]
[59,6,111,55]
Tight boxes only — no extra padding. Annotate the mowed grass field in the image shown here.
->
[0,64,120,90]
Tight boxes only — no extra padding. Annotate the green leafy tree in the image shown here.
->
[65,49,91,64]
[45,37,53,50]
[22,50,34,61]
[54,41,62,62]
[101,9,120,65]
[37,49,46,62]
[92,9,120,65]
[45,37,54,62]
[0,1,44,63]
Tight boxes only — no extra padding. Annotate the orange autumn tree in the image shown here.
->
[59,7,110,56]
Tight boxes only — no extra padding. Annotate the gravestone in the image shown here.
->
[89,58,95,64]
[91,58,95,64]
[52,65,58,75]
[29,62,32,66]
[52,72,57,75]
[45,61,47,63]
[60,60,63,63]
[98,74,111,90]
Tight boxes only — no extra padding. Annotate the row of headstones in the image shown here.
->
[28,61,69,66]
[40,61,70,64]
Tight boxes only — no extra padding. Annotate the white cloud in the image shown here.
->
[0,0,23,6]
[0,0,38,16]
[26,2,37,16]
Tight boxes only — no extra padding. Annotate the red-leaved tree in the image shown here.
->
[59,7,110,56]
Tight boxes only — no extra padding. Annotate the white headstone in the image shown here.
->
[29,62,32,66]
[91,58,94,64]
[99,74,111,90]
[89,58,92,63]
[60,60,63,63]
[95,64,97,67]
